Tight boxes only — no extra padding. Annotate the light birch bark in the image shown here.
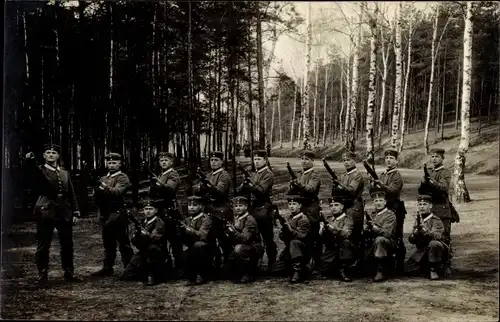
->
[391,3,403,150]
[366,4,378,164]
[399,11,413,152]
[302,3,312,149]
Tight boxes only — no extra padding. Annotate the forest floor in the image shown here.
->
[1,157,499,321]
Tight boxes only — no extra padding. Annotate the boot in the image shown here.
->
[290,261,305,284]
[145,275,159,286]
[339,267,352,282]
[240,274,251,284]
[36,270,48,287]
[195,274,207,285]
[90,267,114,277]
[373,258,386,282]
[429,267,440,280]
[64,271,84,283]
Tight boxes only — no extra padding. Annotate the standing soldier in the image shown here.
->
[24,144,83,286]
[271,195,312,283]
[192,151,232,268]
[147,152,182,271]
[368,149,406,273]
[180,195,217,285]
[238,150,277,271]
[91,153,134,277]
[224,196,264,284]
[418,148,455,276]
[405,195,449,280]
[289,150,321,268]
[120,198,168,286]
[364,187,397,282]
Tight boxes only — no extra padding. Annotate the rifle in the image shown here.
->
[196,167,213,189]
[275,212,292,243]
[363,160,379,181]
[237,162,256,186]
[142,160,158,180]
[127,209,148,236]
[415,212,423,234]
[423,164,431,183]
[286,162,297,181]
[322,159,348,190]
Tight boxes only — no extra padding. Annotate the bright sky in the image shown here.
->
[267,1,436,81]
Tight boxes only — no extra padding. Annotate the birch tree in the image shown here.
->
[313,59,319,146]
[302,3,312,149]
[391,3,403,150]
[290,80,297,147]
[365,3,379,164]
[399,4,414,152]
[322,56,330,146]
[453,1,473,203]
[377,23,392,148]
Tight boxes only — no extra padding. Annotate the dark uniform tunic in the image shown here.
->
[239,166,277,266]
[225,213,264,280]
[27,162,80,276]
[365,207,397,259]
[121,215,168,281]
[94,170,134,269]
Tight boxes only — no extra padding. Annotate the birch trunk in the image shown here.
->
[278,87,282,148]
[302,3,312,149]
[313,61,319,146]
[291,82,297,147]
[339,64,345,143]
[366,5,378,164]
[256,6,265,149]
[343,60,351,143]
[378,30,391,148]
[322,62,329,146]
[399,15,412,152]
[455,64,461,130]
[270,97,275,145]
[391,4,403,150]
[440,47,447,140]
[453,1,472,203]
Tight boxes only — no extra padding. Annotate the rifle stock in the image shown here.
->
[363,160,379,181]
[286,162,297,181]
[423,164,431,183]
[322,159,348,190]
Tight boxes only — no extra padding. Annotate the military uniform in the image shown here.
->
[289,150,322,266]
[25,144,82,283]
[92,153,134,276]
[181,196,218,285]
[271,195,312,283]
[365,187,397,282]
[406,196,448,280]
[224,197,264,283]
[148,152,183,270]
[239,150,277,269]
[121,199,168,285]
[315,193,356,281]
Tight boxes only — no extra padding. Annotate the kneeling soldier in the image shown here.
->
[271,195,312,283]
[314,192,356,282]
[181,196,217,285]
[405,195,448,280]
[364,187,397,282]
[121,198,168,286]
[224,196,264,283]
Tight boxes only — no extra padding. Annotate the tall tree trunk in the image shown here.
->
[270,97,275,145]
[322,62,329,146]
[366,5,378,165]
[391,4,403,150]
[455,64,461,130]
[313,60,319,147]
[454,1,472,203]
[302,3,312,149]
[247,31,255,170]
[399,14,412,152]
[440,46,447,140]
[278,86,282,148]
[290,82,297,147]
[256,5,265,149]
[378,30,391,148]
[339,63,345,143]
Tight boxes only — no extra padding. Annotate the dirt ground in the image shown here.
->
[1,157,499,321]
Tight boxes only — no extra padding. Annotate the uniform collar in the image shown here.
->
[161,168,174,176]
[107,171,122,178]
[376,208,388,216]
[385,167,398,175]
[192,213,204,221]
[302,167,313,175]
[422,213,434,222]
[433,165,444,171]
[347,168,358,175]
[257,166,269,174]
[212,168,223,175]
[44,163,61,172]
[292,212,303,220]
[334,213,346,221]
[145,216,157,226]
[237,212,249,221]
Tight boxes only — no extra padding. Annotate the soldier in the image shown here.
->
[314,191,356,282]
[192,151,232,268]
[91,152,134,277]
[289,150,322,268]
[238,150,277,271]
[180,195,217,285]
[120,198,168,286]
[147,152,182,271]
[24,144,83,286]
[338,151,365,246]
[364,187,397,282]
[417,148,454,275]
[405,195,449,280]
[369,149,406,273]
[224,196,264,283]
[271,195,312,283]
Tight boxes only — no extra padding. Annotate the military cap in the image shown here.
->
[210,151,224,160]
[342,151,357,160]
[253,150,268,158]
[231,196,249,206]
[369,186,386,199]
[105,152,122,161]
[286,195,304,203]
[417,195,433,203]
[157,152,174,160]
[44,143,61,154]
[384,149,399,159]
[300,150,315,159]
[430,148,445,157]
[140,197,157,208]
[187,195,205,203]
